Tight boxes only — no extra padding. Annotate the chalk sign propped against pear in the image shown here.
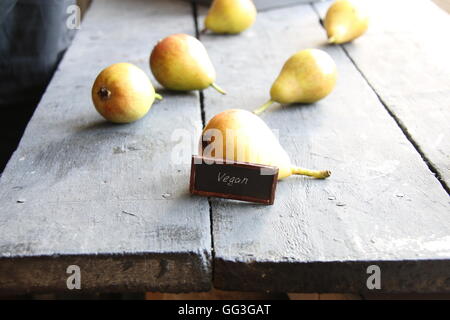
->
[200,109,331,180]
[191,109,331,204]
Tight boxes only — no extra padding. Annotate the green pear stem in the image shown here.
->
[291,167,331,179]
[210,83,227,95]
[253,100,274,115]
[155,93,163,100]
[328,36,337,44]
[200,27,208,34]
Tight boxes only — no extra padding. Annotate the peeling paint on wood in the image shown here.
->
[198,2,450,293]
[314,0,450,191]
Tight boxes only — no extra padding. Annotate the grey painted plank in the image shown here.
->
[314,0,450,190]
[0,0,211,293]
[198,3,450,293]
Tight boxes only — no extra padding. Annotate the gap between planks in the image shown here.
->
[310,3,449,196]
[191,0,450,291]
[190,0,450,196]
[189,1,449,293]
[191,1,216,284]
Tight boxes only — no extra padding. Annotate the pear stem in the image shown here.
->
[328,36,337,44]
[291,167,331,179]
[210,83,227,95]
[155,93,163,100]
[200,27,207,34]
[253,100,274,115]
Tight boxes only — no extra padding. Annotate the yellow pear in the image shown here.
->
[204,0,257,34]
[253,49,337,115]
[91,63,161,123]
[150,33,226,94]
[324,0,369,44]
[200,109,330,180]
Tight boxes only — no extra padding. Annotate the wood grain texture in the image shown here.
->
[288,293,361,300]
[0,0,211,293]
[198,3,450,293]
[315,0,450,190]
[146,288,288,300]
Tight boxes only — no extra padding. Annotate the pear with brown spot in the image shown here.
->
[92,62,161,123]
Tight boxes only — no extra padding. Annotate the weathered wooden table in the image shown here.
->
[0,0,449,294]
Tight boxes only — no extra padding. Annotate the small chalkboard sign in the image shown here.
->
[189,155,279,205]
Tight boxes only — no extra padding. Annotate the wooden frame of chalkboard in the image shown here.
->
[189,155,279,205]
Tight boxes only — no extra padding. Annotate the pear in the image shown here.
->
[150,33,225,94]
[200,109,330,180]
[253,49,337,115]
[204,0,257,34]
[92,62,162,123]
[324,0,369,44]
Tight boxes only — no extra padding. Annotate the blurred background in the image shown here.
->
[0,0,89,172]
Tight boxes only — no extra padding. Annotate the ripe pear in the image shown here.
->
[204,0,257,34]
[200,109,330,180]
[150,33,225,94]
[324,0,369,44]
[92,62,162,123]
[253,49,337,115]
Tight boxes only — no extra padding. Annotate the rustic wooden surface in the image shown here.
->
[315,0,450,191]
[0,0,211,293]
[198,1,450,293]
[0,0,449,294]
